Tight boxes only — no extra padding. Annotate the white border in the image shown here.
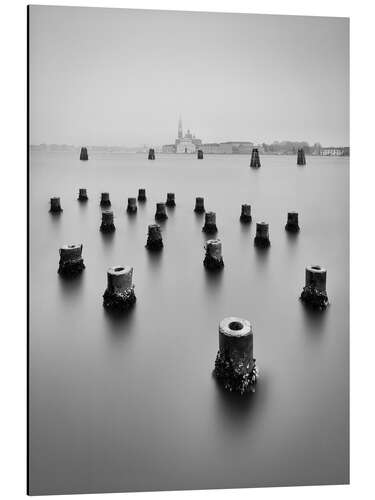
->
[1,0,374,499]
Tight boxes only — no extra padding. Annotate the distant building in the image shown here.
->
[201,142,253,154]
[320,147,349,156]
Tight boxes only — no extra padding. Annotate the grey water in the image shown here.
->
[28,151,349,495]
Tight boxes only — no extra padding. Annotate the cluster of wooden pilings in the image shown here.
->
[51,145,323,395]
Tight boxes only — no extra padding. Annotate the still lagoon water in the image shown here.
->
[28,151,349,495]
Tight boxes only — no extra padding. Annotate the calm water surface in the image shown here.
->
[29,152,349,495]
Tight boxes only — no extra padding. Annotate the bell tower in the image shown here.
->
[178,115,183,139]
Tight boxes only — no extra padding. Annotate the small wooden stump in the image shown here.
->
[138,188,146,202]
[202,211,217,234]
[297,148,306,165]
[285,211,300,232]
[254,221,270,248]
[78,188,88,201]
[127,197,137,214]
[146,224,163,251]
[204,239,224,271]
[80,147,88,161]
[148,148,155,160]
[166,192,176,207]
[100,210,115,232]
[240,204,252,223]
[197,149,204,159]
[300,265,328,310]
[58,244,85,276]
[49,197,63,213]
[250,148,261,168]
[155,202,168,221]
[103,266,136,311]
[194,197,205,213]
[100,192,111,207]
[214,317,259,394]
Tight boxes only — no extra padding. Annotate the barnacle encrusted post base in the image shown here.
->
[254,236,271,248]
[58,244,85,277]
[203,239,224,271]
[214,351,258,394]
[300,286,328,310]
[103,287,136,311]
[103,266,136,311]
[285,222,300,232]
[300,265,328,310]
[214,317,258,395]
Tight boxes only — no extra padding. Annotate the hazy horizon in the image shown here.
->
[29,6,349,147]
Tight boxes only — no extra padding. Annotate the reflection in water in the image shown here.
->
[100,230,115,246]
[57,271,85,299]
[254,245,270,267]
[299,301,329,336]
[204,266,224,294]
[102,304,137,337]
[145,247,163,274]
[213,373,267,427]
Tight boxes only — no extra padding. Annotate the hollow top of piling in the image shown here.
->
[306,265,326,274]
[148,223,161,230]
[102,209,113,215]
[206,238,221,247]
[60,244,81,252]
[288,211,298,216]
[107,265,133,277]
[219,317,252,338]
[257,221,268,227]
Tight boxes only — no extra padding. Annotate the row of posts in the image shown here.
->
[79,147,307,166]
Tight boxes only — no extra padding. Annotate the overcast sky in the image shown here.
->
[29,6,349,147]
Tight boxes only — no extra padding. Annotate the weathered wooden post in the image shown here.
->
[58,244,85,276]
[126,197,137,214]
[300,265,328,309]
[155,202,168,221]
[100,210,115,232]
[214,317,259,394]
[250,148,261,168]
[146,224,163,251]
[100,192,111,207]
[103,266,136,311]
[80,147,88,161]
[194,197,205,213]
[297,148,306,165]
[49,197,63,213]
[166,192,176,207]
[138,188,146,202]
[202,211,217,234]
[203,239,224,270]
[148,148,155,160]
[254,221,270,247]
[285,211,300,232]
[197,149,204,159]
[240,204,252,223]
[78,188,88,201]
